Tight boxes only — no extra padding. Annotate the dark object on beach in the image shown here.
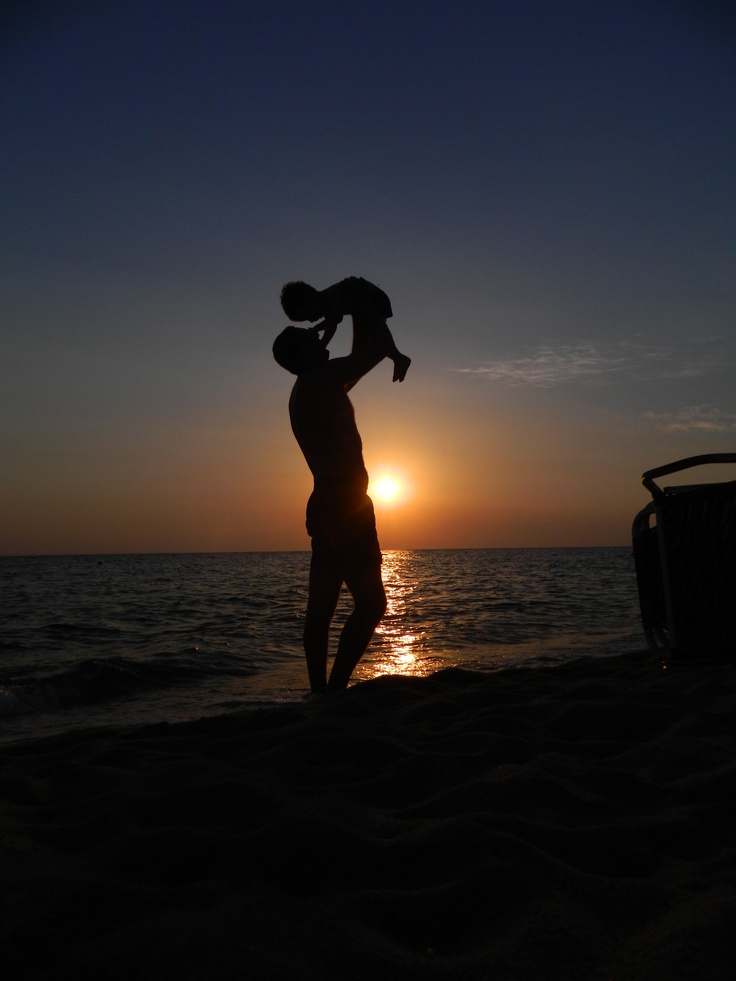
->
[633,453,736,656]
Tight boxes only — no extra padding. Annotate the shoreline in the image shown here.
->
[3,650,736,979]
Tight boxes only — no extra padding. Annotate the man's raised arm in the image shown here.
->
[324,310,391,389]
[346,280,410,384]
[349,303,393,356]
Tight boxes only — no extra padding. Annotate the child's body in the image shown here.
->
[280,277,411,382]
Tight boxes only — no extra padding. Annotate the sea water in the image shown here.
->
[0,548,642,744]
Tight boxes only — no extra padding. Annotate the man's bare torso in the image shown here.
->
[288,368,369,497]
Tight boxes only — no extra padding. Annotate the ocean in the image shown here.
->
[0,548,643,744]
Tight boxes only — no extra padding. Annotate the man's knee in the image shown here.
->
[354,580,386,625]
[367,596,386,627]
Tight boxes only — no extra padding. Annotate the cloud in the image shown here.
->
[454,344,625,386]
[454,339,731,388]
[644,405,736,433]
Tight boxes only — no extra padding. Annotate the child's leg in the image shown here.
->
[390,349,411,382]
[354,309,411,381]
[383,325,411,382]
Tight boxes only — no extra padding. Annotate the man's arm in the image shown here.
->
[349,306,393,356]
[319,278,408,382]
[322,279,389,352]
[322,312,390,389]
[345,283,407,381]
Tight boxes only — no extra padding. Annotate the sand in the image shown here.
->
[2,650,736,980]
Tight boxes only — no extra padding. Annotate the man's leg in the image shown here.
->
[327,564,386,691]
[303,564,343,693]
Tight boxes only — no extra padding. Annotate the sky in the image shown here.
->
[2,0,735,554]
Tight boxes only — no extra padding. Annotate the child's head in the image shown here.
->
[272,325,326,375]
[280,281,324,322]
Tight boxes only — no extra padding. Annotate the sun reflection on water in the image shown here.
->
[356,549,439,682]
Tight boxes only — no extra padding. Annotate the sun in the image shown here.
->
[371,473,402,505]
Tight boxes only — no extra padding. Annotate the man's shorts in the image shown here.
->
[306,492,382,571]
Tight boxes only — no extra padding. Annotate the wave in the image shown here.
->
[0,652,258,720]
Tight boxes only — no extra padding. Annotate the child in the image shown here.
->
[280,276,411,382]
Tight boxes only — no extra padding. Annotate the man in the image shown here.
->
[272,306,393,692]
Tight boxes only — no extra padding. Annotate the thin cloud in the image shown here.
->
[454,340,730,387]
[455,344,627,386]
[645,405,736,433]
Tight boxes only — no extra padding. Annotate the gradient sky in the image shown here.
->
[2,0,735,554]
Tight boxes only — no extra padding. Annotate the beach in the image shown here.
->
[3,649,735,979]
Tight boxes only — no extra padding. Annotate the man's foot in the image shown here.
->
[303,690,327,701]
[393,353,411,382]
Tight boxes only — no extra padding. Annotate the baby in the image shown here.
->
[280,276,411,382]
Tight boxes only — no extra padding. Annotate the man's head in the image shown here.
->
[280,281,324,322]
[272,325,328,375]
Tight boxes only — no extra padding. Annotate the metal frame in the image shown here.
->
[632,453,736,656]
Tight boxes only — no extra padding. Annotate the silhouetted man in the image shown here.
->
[272,308,392,692]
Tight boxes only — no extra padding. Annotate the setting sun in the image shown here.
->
[371,474,403,505]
